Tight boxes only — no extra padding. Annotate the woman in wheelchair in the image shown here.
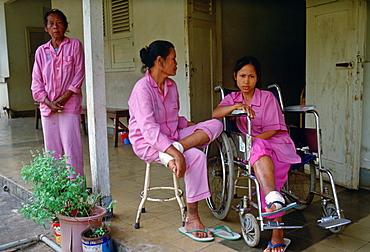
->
[213,56,301,251]
[128,40,223,241]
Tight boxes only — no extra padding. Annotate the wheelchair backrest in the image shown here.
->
[267,83,284,112]
[267,84,319,152]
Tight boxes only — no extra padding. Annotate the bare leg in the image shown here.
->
[184,202,212,238]
[178,130,210,151]
[254,156,285,252]
[265,218,285,252]
[253,155,276,201]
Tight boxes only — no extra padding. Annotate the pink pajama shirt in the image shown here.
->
[219,88,301,218]
[128,71,223,203]
[31,37,85,177]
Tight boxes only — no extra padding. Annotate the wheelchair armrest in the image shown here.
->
[284,105,316,112]
[229,109,248,116]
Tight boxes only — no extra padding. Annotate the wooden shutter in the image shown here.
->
[111,0,130,34]
[25,27,49,73]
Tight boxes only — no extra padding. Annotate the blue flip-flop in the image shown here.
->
[178,227,214,242]
[208,225,241,240]
[263,238,291,252]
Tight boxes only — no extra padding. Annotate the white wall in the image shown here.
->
[52,0,189,119]
[4,0,50,111]
[0,1,10,114]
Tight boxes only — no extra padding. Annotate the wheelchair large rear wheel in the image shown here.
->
[282,162,316,210]
[205,132,235,220]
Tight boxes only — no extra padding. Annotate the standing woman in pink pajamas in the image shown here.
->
[31,9,85,178]
[128,40,223,241]
[213,56,301,252]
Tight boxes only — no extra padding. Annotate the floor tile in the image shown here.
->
[320,234,367,252]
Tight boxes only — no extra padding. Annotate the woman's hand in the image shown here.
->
[55,90,73,107]
[44,97,64,112]
[234,103,256,119]
[187,121,196,127]
[166,146,186,178]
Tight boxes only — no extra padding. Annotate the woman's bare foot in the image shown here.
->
[264,219,286,252]
[265,202,277,213]
[185,203,212,238]
[184,215,213,238]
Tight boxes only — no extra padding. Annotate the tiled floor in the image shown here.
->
[1,117,370,251]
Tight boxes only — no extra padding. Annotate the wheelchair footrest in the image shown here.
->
[317,216,351,229]
[263,221,303,230]
[261,202,297,217]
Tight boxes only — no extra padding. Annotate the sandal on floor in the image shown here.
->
[178,227,214,242]
[208,225,241,240]
[263,238,291,252]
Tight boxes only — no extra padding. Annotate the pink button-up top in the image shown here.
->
[219,88,300,164]
[31,37,85,116]
[128,71,189,160]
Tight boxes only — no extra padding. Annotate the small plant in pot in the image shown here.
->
[81,224,112,251]
[20,150,108,252]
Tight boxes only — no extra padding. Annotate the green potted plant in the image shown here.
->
[20,150,107,252]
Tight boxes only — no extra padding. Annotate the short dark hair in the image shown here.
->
[44,9,68,30]
[139,40,174,72]
[233,56,262,87]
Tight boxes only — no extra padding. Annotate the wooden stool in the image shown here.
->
[134,163,187,229]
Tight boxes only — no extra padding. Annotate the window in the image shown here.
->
[25,27,49,73]
[103,0,134,72]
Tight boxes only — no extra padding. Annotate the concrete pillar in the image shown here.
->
[82,0,112,209]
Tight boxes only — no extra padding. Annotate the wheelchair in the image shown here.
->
[204,84,351,247]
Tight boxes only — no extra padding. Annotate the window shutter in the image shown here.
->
[111,0,130,34]
[193,0,212,15]
[26,27,49,73]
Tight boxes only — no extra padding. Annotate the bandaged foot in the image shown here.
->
[265,191,286,211]
[158,142,184,167]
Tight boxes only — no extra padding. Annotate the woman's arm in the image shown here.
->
[213,103,255,119]
[252,130,278,141]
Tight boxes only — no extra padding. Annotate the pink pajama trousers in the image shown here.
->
[41,112,84,178]
[250,138,291,219]
[156,119,223,203]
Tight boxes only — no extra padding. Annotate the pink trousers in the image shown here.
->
[250,139,291,219]
[41,112,84,178]
[154,119,223,203]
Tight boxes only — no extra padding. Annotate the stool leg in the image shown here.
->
[135,163,151,229]
[173,173,187,226]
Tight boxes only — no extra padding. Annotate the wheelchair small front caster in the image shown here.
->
[240,213,260,247]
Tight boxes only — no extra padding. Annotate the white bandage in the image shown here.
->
[265,191,285,210]
[172,142,184,153]
[158,142,184,167]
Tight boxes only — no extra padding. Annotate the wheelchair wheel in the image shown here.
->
[324,202,345,234]
[205,132,235,220]
[241,213,260,247]
[282,162,316,210]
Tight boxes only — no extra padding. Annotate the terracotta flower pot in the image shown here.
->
[58,205,106,252]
